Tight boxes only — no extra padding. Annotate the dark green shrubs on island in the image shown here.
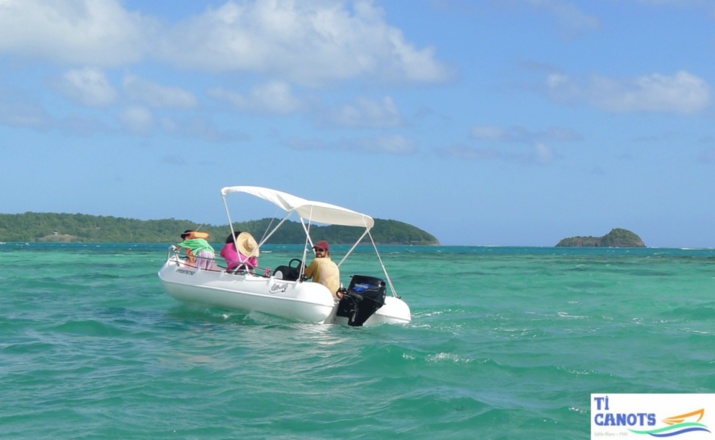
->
[0,212,440,245]
[556,228,646,248]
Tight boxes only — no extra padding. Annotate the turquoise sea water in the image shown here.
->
[2,243,714,439]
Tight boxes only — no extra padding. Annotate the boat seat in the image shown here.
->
[273,258,303,281]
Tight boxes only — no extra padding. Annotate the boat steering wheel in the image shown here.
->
[289,258,305,280]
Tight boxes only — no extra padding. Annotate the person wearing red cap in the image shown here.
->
[304,240,341,299]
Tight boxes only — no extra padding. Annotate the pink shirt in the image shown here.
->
[220,243,258,270]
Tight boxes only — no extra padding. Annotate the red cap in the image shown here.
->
[313,240,330,251]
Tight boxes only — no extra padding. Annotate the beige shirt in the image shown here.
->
[304,257,340,296]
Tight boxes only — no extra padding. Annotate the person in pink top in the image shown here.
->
[220,231,259,272]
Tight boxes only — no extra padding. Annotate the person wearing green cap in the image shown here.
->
[177,230,217,270]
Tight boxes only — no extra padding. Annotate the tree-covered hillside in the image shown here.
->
[0,213,440,245]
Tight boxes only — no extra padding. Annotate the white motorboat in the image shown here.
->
[158,186,411,326]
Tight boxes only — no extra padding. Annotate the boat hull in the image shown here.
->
[158,257,411,325]
[364,296,411,325]
[158,258,336,323]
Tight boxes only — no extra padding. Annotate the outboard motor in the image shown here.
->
[336,275,386,326]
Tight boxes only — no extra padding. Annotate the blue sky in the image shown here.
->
[1,0,713,247]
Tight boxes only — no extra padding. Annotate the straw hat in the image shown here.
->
[236,232,259,257]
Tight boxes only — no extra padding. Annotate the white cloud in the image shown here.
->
[0,0,449,86]
[0,0,153,66]
[286,134,417,155]
[546,70,711,114]
[470,126,508,141]
[56,68,117,107]
[527,0,600,34]
[119,106,153,135]
[158,0,450,86]
[440,142,557,165]
[159,116,240,142]
[326,96,403,128]
[123,75,199,109]
[499,0,598,36]
[530,142,555,164]
[470,125,580,143]
[0,89,49,128]
[208,81,304,114]
[55,114,109,137]
[363,134,416,154]
[455,123,563,164]
[439,145,501,161]
[636,0,701,5]
[0,87,110,134]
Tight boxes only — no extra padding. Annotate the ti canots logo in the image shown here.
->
[593,395,712,438]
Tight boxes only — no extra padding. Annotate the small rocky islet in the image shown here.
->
[556,228,646,248]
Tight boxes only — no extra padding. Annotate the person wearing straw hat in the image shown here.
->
[304,240,341,299]
[220,231,259,272]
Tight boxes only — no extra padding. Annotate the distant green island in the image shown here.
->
[0,212,440,245]
[556,228,646,248]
